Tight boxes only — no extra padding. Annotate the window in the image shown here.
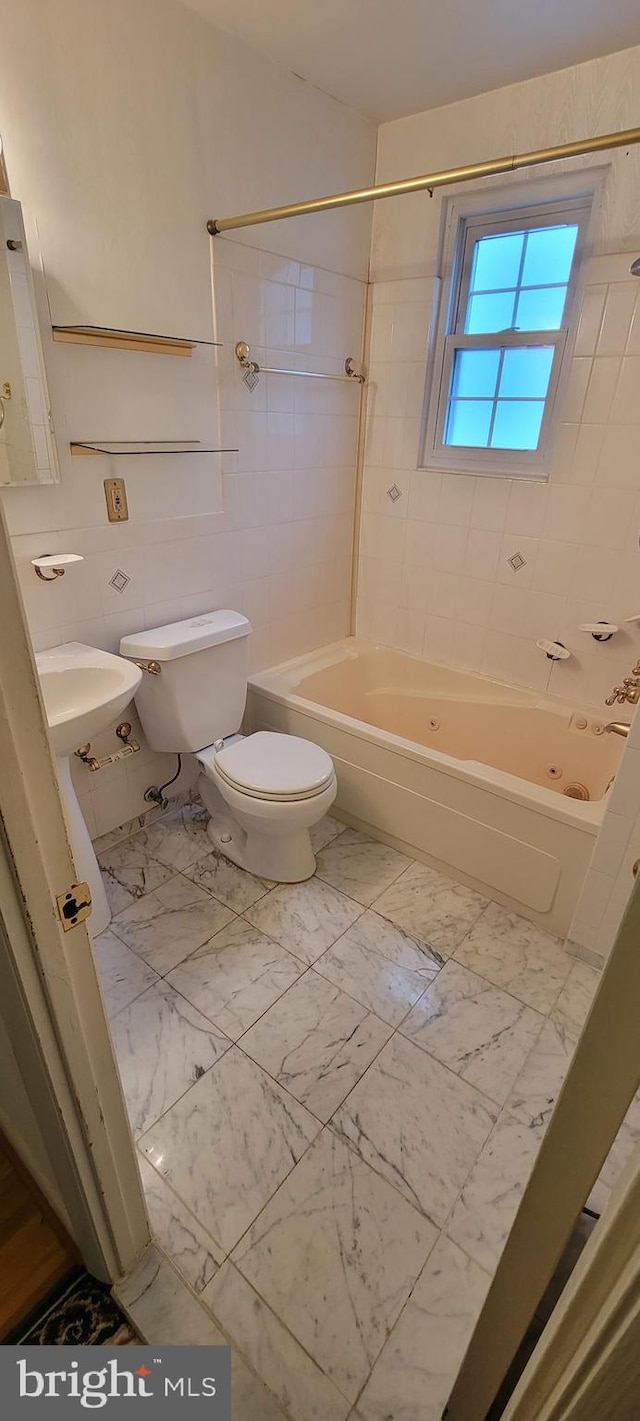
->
[422,190,593,477]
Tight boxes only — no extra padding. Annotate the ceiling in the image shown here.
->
[181,0,640,122]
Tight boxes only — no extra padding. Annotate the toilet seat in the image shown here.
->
[199,731,335,802]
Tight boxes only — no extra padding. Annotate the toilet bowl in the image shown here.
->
[119,611,337,884]
[197,731,337,881]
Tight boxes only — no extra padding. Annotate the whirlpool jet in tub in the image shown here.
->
[247,640,623,937]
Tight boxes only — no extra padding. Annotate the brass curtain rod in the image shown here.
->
[207,125,640,235]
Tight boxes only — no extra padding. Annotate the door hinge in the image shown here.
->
[56,882,92,930]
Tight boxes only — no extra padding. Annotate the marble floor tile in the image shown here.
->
[231,1130,437,1404]
[310,814,346,854]
[138,1156,223,1293]
[400,961,543,1106]
[231,1353,293,1421]
[116,1245,224,1344]
[129,801,212,874]
[316,911,443,1027]
[506,1019,578,1129]
[447,1110,544,1273]
[244,877,363,965]
[110,873,235,975]
[139,1046,320,1253]
[315,828,412,906]
[240,970,391,1121]
[205,1262,350,1421]
[98,841,173,916]
[93,817,148,857]
[110,981,229,1135]
[356,1236,491,1421]
[167,918,303,1039]
[184,847,271,913]
[92,929,159,1018]
[374,862,488,956]
[118,1246,290,1420]
[332,1034,496,1226]
[453,903,572,1013]
[550,960,601,1034]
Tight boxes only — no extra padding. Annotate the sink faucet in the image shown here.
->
[605,721,631,737]
[605,662,640,706]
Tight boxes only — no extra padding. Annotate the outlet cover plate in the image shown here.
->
[104,477,129,522]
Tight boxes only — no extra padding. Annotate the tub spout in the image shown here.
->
[605,721,631,738]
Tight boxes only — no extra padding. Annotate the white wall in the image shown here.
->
[0,0,375,836]
[360,45,640,706]
[358,45,640,960]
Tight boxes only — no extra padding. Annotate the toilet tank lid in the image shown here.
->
[120,610,252,661]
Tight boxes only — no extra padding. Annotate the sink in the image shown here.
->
[35,643,143,935]
[36,642,142,756]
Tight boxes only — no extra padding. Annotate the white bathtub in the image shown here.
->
[247,639,623,938]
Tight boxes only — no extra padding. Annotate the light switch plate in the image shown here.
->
[104,477,129,522]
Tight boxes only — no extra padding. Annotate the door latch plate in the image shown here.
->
[56,882,92,930]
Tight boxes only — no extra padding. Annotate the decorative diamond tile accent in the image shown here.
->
[507,552,527,573]
[243,368,260,392]
[109,568,131,594]
[387,483,402,503]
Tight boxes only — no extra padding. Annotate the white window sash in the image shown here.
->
[454,202,590,334]
[435,330,567,468]
[420,185,595,479]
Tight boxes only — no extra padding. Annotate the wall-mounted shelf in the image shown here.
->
[70,440,237,457]
[53,326,221,357]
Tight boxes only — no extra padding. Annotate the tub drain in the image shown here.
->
[564,782,590,801]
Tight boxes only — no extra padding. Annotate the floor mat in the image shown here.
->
[4,1266,141,1345]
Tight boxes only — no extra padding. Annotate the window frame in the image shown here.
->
[421,183,597,479]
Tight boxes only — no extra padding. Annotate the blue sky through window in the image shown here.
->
[445,345,555,451]
[464,223,578,336]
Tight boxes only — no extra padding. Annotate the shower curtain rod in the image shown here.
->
[207,125,640,235]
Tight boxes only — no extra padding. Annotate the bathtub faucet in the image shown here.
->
[604,721,631,737]
[605,663,640,706]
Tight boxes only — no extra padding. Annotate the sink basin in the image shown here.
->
[36,642,142,757]
[35,643,143,937]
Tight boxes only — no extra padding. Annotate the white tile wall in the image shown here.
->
[357,263,640,713]
[0,0,374,837]
[4,240,365,836]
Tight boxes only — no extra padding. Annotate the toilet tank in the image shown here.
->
[120,610,251,753]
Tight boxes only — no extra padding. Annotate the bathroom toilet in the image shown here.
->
[120,610,337,882]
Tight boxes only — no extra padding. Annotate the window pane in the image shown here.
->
[470,232,524,292]
[515,285,567,331]
[451,348,501,398]
[465,291,516,334]
[522,225,578,287]
[445,400,493,447]
[499,347,554,399]
[491,400,545,450]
